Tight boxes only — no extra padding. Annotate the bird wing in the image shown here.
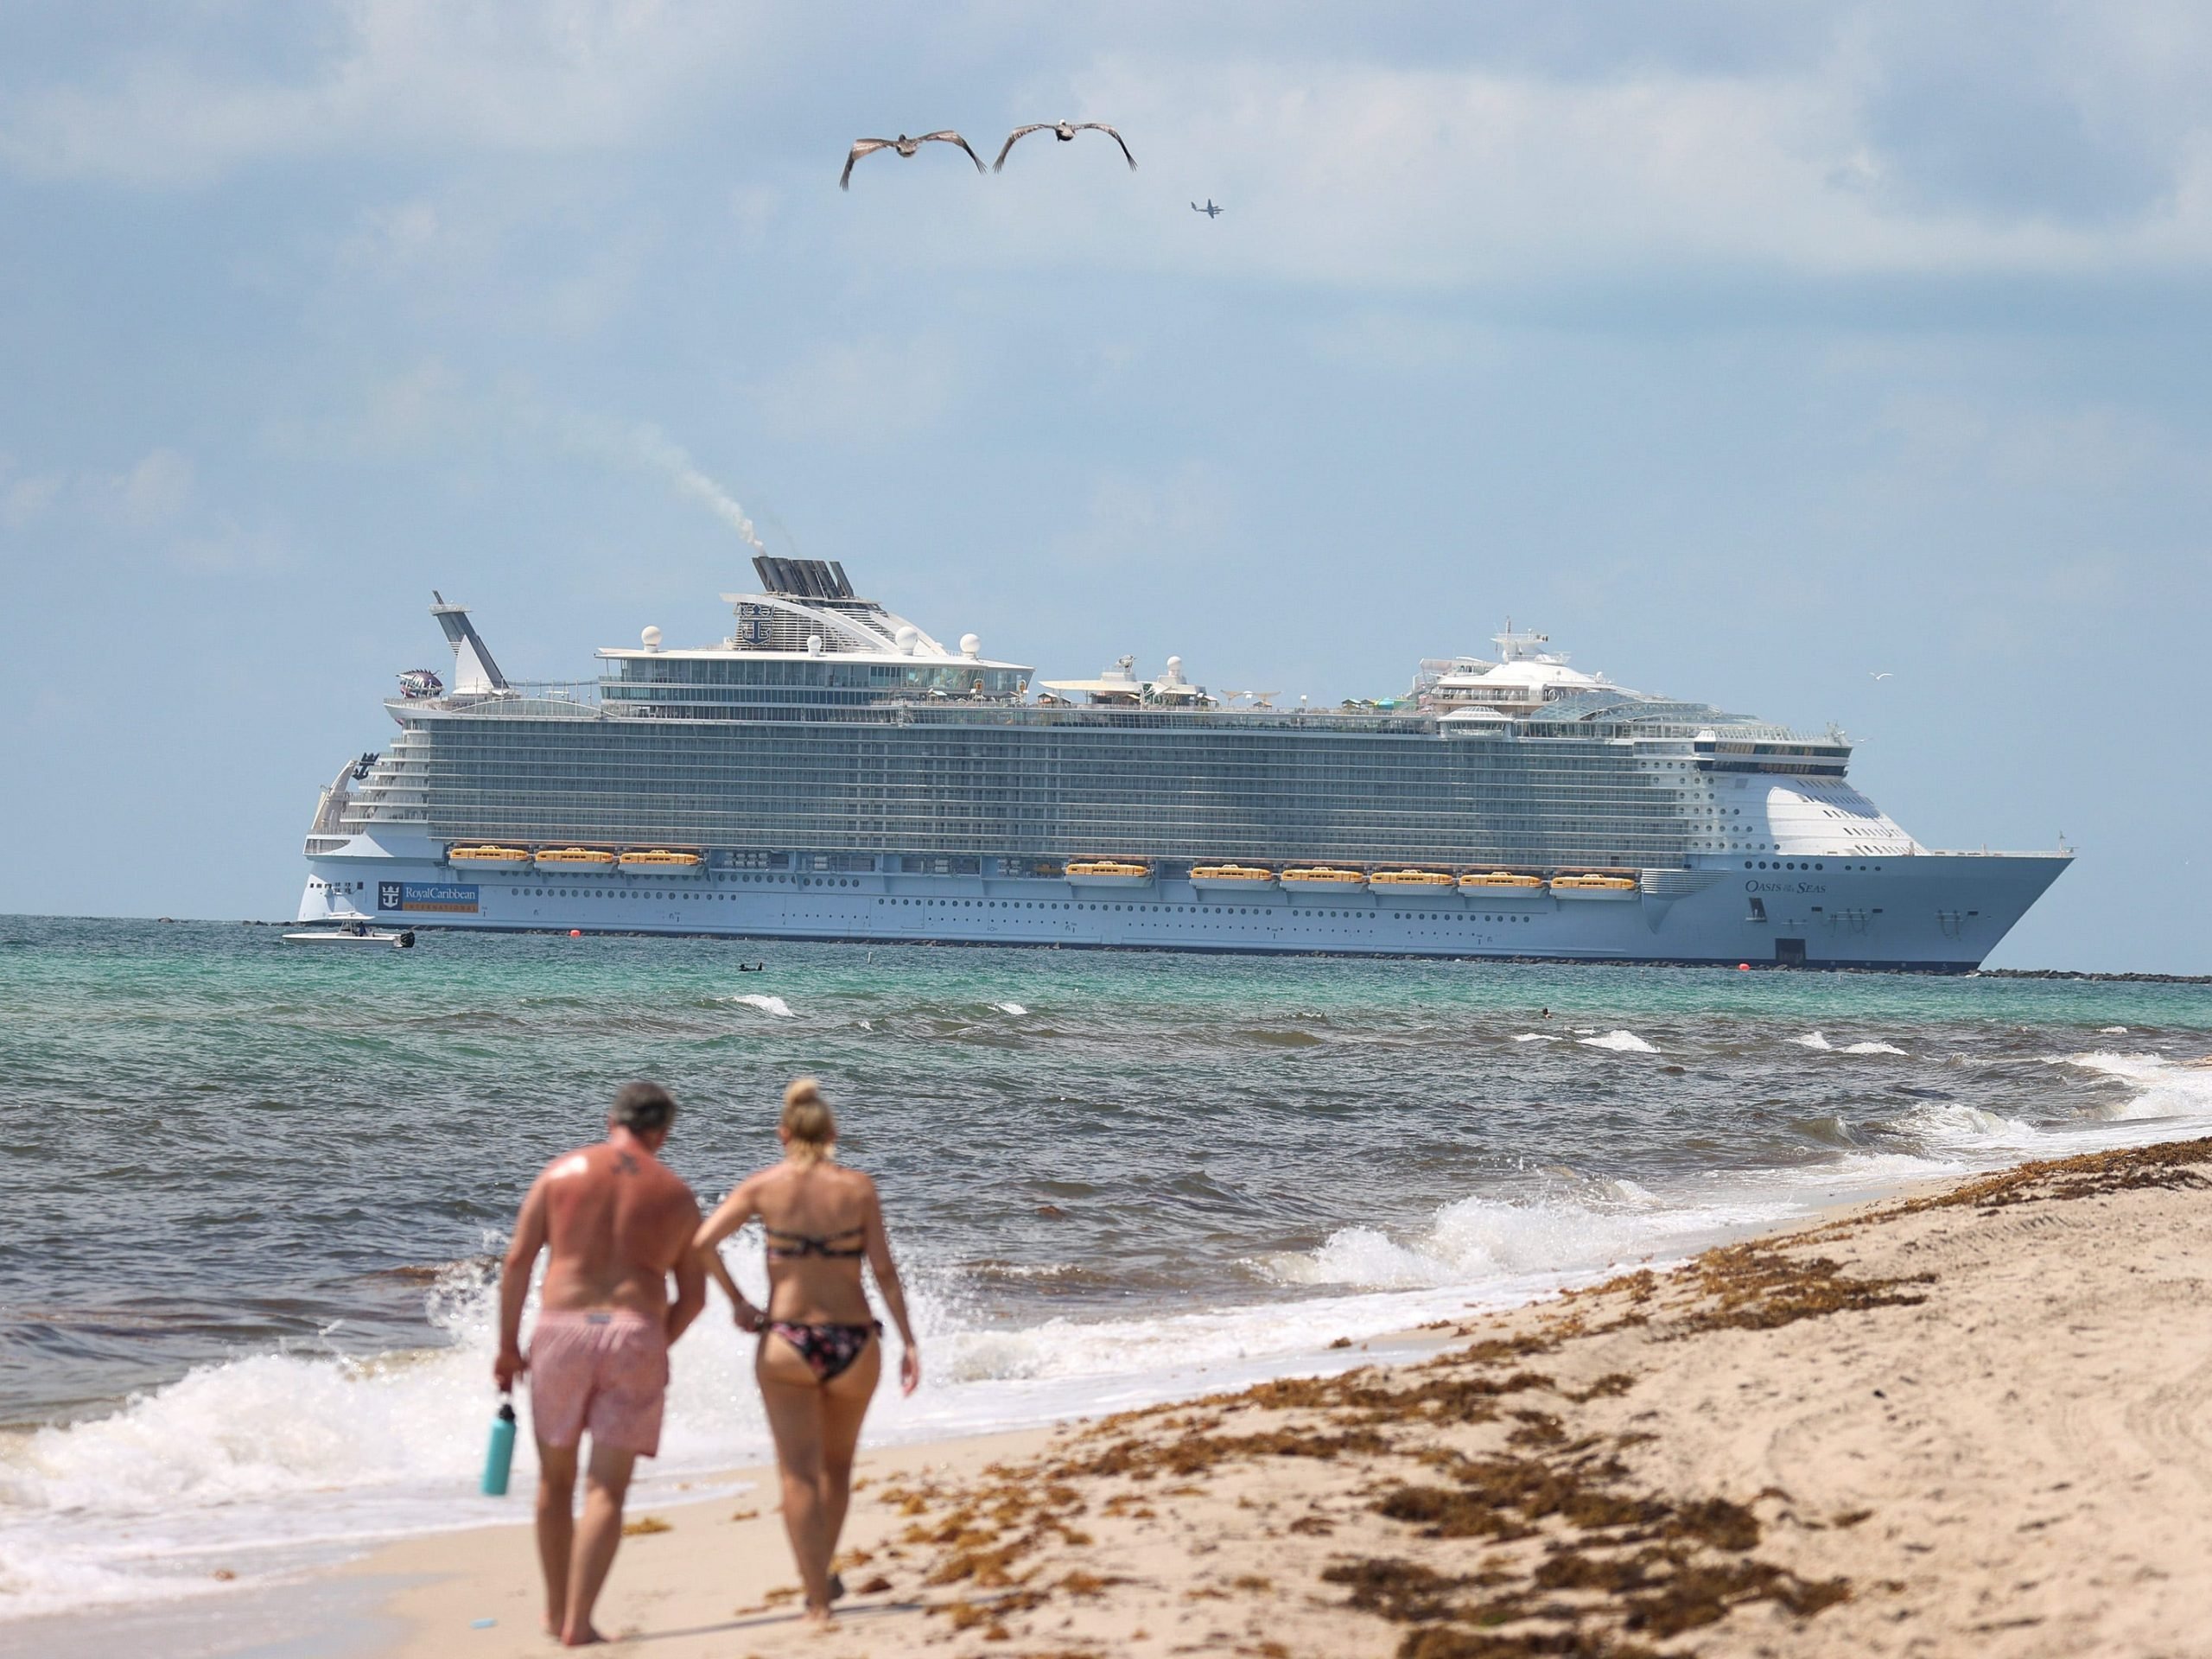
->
[840,138,893,191]
[1075,123,1137,168]
[920,130,986,172]
[993,124,1051,172]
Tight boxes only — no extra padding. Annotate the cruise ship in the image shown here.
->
[297,559,2069,970]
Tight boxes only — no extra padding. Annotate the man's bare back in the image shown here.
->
[534,1141,701,1317]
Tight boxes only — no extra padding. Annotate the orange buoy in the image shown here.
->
[1738,962,1751,970]
[569,929,582,938]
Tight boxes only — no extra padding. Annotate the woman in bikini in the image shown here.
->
[693,1077,921,1626]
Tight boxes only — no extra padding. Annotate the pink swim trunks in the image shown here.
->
[528,1309,670,1457]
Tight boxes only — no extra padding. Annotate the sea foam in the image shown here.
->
[1579,1030,1657,1053]
[729,993,794,1018]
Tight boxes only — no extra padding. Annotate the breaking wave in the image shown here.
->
[729,993,794,1018]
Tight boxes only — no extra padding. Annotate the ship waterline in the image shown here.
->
[299,561,2068,969]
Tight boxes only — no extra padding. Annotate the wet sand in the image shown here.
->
[336,1134,2212,1658]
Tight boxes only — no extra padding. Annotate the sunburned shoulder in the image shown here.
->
[542,1143,690,1195]
[542,1144,605,1182]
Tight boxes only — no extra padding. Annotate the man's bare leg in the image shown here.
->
[563,1440,638,1646]
[535,1440,579,1638]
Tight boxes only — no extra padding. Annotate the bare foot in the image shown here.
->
[559,1624,605,1647]
[803,1600,835,1632]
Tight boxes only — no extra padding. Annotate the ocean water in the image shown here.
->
[1,916,2208,1618]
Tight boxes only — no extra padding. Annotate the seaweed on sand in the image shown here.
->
[1897,1135,2212,1212]
[1668,1243,1932,1335]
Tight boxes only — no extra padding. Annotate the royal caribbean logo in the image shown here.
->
[378,880,479,913]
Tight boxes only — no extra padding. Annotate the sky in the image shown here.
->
[0,1,2207,970]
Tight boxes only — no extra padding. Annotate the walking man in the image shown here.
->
[495,1081,707,1646]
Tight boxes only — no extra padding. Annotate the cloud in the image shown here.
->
[3,468,65,530]
[1046,461,1236,571]
[0,0,762,186]
[173,517,296,573]
[0,448,196,531]
[117,448,196,526]
[741,335,960,441]
[822,20,2212,290]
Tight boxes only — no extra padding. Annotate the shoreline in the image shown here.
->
[24,1135,2203,1656]
[336,1134,2212,1657]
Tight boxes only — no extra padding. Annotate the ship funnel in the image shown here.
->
[429,596,510,694]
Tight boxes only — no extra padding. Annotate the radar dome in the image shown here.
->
[894,625,919,654]
[641,626,663,652]
[806,634,823,656]
[960,632,981,658]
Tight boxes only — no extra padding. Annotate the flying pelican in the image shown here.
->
[840,131,985,190]
[1192,199,1224,218]
[993,121,1136,172]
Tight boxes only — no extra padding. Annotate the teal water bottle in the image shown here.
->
[480,1394,517,1496]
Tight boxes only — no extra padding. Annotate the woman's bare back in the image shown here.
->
[750,1161,878,1324]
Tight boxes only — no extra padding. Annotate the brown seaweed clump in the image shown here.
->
[1898,1135,2212,1212]
[1668,1243,1933,1336]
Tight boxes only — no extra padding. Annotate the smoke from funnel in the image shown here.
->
[628,424,767,555]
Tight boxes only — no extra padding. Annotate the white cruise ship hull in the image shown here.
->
[299,842,2069,972]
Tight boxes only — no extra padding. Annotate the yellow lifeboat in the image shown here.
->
[1458,869,1549,904]
[1065,859,1154,887]
[1280,867,1368,891]
[1369,869,1456,887]
[447,845,532,870]
[1550,872,1639,901]
[533,847,617,870]
[618,849,703,872]
[1192,864,1275,890]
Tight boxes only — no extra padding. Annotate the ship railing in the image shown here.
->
[402,682,607,717]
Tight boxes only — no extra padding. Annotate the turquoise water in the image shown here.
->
[0,916,2207,1615]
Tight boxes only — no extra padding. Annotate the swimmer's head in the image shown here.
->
[610,1079,677,1146]
[779,1077,836,1164]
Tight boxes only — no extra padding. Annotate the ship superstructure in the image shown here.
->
[299,560,2068,969]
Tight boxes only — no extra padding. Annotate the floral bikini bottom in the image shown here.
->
[766,1319,882,1382]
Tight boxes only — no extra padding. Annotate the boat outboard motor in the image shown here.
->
[397,931,416,949]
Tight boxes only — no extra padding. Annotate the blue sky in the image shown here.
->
[1,2,2206,969]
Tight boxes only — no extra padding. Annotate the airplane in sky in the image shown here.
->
[1191,199,1224,218]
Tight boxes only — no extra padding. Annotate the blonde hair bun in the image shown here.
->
[781,1076,837,1162]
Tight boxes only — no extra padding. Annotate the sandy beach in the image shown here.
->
[315,1133,2212,1658]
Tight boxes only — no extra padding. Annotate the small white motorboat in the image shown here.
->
[283,925,417,949]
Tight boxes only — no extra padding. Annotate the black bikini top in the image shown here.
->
[763,1224,867,1261]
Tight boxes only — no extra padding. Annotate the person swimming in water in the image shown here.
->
[692,1077,920,1628]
